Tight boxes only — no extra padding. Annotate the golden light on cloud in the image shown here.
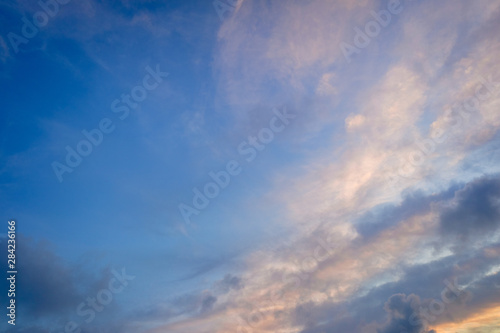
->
[430,305,500,333]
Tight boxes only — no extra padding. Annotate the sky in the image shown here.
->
[0,0,500,332]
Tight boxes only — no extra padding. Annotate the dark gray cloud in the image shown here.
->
[129,273,245,328]
[0,235,82,318]
[213,273,244,294]
[355,186,458,238]
[356,174,500,242]
[170,291,218,315]
[0,235,131,333]
[133,289,221,325]
[377,294,435,333]
[439,175,500,240]
[200,294,217,313]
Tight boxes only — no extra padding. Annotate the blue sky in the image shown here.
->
[1,0,500,332]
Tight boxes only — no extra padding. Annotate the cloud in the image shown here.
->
[131,274,245,328]
[213,0,375,133]
[213,273,244,294]
[0,235,130,332]
[377,294,434,333]
[439,175,500,240]
[200,294,218,313]
[287,238,498,333]
[0,235,81,318]
[355,186,458,238]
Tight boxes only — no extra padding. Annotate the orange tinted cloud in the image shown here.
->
[431,304,500,333]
